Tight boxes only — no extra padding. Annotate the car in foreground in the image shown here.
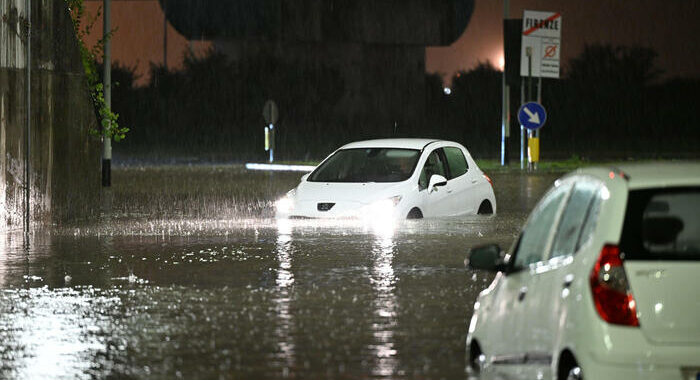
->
[466,162,700,379]
[275,138,496,220]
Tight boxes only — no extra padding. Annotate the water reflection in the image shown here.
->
[0,287,120,379]
[369,231,399,377]
[274,219,296,375]
[0,167,560,378]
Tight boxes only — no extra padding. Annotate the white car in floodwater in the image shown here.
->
[275,138,496,220]
[466,162,700,380]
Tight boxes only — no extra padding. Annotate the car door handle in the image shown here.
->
[518,287,528,302]
[471,179,478,184]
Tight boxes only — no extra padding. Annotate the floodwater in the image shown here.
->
[0,165,559,379]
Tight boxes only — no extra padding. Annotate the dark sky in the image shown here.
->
[427,0,700,82]
[86,1,700,85]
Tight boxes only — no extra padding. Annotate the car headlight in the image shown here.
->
[362,195,402,218]
[275,189,296,213]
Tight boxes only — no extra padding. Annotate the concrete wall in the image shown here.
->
[0,0,100,229]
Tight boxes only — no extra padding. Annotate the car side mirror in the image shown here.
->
[467,244,506,272]
[301,173,310,182]
[428,174,448,193]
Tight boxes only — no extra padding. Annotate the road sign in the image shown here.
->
[518,102,547,130]
[520,10,561,78]
[262,100,279,125]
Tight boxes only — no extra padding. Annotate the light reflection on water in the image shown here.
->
[370,233,399,377]
[0,168,559,378]
[0,287,121,379]
[274,219,296,375]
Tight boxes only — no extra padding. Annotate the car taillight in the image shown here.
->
[483,174,493,186]
[589,244,639,326]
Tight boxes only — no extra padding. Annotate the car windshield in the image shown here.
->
[309,148,421,183]
[620,187,700,260]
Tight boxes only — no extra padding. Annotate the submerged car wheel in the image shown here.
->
[476,199,493,215]
[477,200,493,215]
[558,351,583,380]
[406,208,423,219]
[468,341,483,373]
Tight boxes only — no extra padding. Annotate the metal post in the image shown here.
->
[535,76,542,170]
[527,49,533,102]
[500,0,509,166]
[269,124,274,163]
[102,0,111,187]
[24,0,31,235]
[526,47,533,171]
[163,0,167,70]
[520,77,524,169]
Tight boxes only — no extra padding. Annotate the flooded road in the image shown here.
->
[0,165,559,379]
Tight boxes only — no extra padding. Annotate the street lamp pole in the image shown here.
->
[102,0,111,187]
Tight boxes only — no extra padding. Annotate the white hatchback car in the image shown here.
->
[466,163,700,380]
[275,138,496,219]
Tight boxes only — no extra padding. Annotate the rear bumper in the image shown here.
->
[579,355,699,380]
[573,326,700,380]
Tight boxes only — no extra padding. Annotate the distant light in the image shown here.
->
[245,163,315,172]
[443,87,452,95]
[498,55,505,71]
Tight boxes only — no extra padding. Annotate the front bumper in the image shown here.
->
[276,198,405,220]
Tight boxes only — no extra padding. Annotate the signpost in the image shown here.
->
[518,102,546,166]
[517,102,546,130]
[520,10,561,170]
[262,100,279,163]
[520,10,561,79]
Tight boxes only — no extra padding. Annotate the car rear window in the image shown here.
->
[620,187,700,260]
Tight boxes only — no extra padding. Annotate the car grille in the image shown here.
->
[317,203,335,211]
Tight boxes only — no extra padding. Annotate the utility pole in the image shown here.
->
[102,0,111,187]
[500,0,510,166]
[163,0,167,70]
[24,0,31,236]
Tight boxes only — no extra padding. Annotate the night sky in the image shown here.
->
[427,0,700,82]
[85,0,700,85]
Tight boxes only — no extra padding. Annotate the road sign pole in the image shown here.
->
[269,124,274,163]
[535,76,542,170]
[520,78,525,169]
[526,47,533,171]
[500,0,509,166]
[262,100,279,163]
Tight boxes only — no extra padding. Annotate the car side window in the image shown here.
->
[443,147,469,179]
[513,184,570,268]
[418,150,448,190]
[575,188,604,251]
[550,181,599,259]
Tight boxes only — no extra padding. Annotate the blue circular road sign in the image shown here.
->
[518,102,547,130]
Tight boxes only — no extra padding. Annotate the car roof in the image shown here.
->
[573,162,700,189]
[339,138,443,150]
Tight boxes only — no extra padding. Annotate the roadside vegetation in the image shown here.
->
[93,43,699,163]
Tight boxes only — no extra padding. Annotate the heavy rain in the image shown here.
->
[1,0,699,379]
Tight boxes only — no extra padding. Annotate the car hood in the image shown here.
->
[295,181,407,204]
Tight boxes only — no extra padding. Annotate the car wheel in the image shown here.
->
[468,341,483,374]
[565,366,582,380]
[477,200,493,215]
[406,208,423,219]
[558,352,583,380]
